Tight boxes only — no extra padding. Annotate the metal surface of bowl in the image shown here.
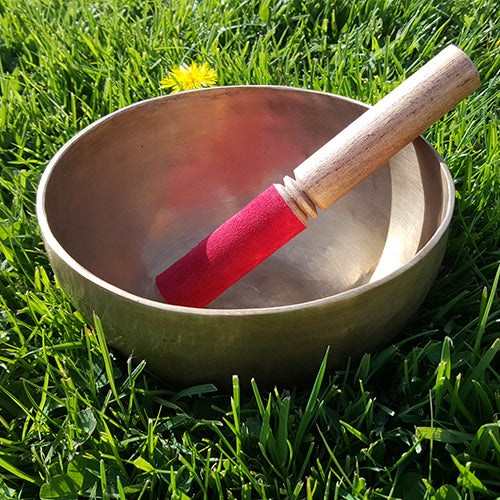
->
[37,86,454,387]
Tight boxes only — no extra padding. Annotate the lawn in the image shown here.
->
[0,0,499,498]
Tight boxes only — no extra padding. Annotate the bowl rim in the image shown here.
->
[36,85,455,317]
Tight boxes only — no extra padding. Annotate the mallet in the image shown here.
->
[156,45,480,308]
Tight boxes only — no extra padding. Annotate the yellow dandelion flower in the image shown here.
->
[160,62,217,93]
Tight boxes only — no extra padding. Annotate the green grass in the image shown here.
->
[1,0,499,498]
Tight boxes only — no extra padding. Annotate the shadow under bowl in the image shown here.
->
[37,86,454,387]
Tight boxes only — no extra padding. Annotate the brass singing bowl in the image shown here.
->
[37,86,454,387]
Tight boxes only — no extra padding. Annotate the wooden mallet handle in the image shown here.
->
[277,44,481,223]
[156,45,480,307]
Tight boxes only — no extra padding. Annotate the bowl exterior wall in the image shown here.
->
[44,227,448,387]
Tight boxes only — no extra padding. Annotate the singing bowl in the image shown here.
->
[37,86,454,387]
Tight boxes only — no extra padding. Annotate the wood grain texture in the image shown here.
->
[280,45,481,216]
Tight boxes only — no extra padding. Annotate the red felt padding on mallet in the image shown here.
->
[156,45,481,307]
[156,185,306,308]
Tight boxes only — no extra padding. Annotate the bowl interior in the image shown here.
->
[42,87,449,309]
